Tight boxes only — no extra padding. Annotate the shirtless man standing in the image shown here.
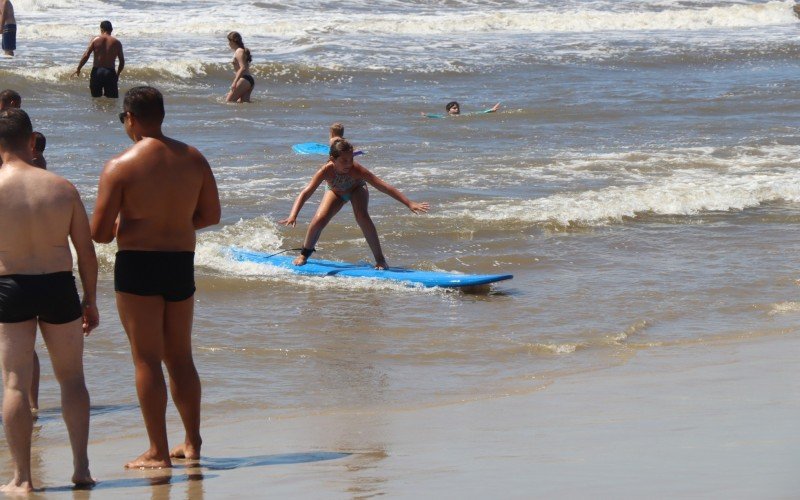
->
[91,86,220,469]
[0,89,45,416]
[0,0,16,57]
[75,20,124,98]
[0,108,98,493]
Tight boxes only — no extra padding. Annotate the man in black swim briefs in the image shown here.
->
[91,86,220,469]
[1,0,16,57]
[75,20,125,98]
[0,108,98,492]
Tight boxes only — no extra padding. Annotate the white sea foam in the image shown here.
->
[441,168,800,226]
[768,302,800,316]
[15,1,796,41]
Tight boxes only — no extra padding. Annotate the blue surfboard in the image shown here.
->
[292,143,364,156]
[229,247,513,289]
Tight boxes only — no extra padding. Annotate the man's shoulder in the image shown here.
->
[4,165,76,195]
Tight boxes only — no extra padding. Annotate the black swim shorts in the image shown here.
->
[1,24,16,52]
[114,250,196,302]
[89,67,119,98]
[0,272,82,324]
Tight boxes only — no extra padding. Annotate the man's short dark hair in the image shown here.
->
[124,86,165,126]
[100,20,113,33]
[0,109,33,152]
[445,101,459,112]
[0,89,22,109]
[33,131,46,152]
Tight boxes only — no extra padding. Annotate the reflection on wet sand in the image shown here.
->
[201,451,349,470]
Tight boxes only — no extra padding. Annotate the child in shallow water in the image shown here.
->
[329,122,344,145]
[279,139,429,269]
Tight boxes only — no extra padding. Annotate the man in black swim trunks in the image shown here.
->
[0,108,98,493]
[75,20,124,98]
[91,86,220,469]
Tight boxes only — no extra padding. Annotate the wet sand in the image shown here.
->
[19,332,798,498]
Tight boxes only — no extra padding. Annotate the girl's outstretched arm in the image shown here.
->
[278,165,328,226]
[361,167,430,214]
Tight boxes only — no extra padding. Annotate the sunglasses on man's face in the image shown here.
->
[118,111,127,124]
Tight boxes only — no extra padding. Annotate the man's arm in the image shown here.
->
[192,155,221,230]
[0,0,6,26]
[91,159,123,243]
[116,41,124,76]
[69,187,99,335]
[75,40,95,76]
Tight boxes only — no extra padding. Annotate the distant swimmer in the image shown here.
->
[421,100,501,119]
[1,0,15,57]
[91,86,220,469]
[0,108,99,493]
[279,139,429,269]
[75,20,125,98]
[225,31,253,103]
[31,131,46,169]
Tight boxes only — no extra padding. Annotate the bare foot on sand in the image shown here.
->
[1,479,34,494]
[72,470,96,488]
[125,451,172,469]
[170,442,201,460]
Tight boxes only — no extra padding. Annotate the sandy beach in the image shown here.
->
[3,0,800,496]
[13,331,795,498]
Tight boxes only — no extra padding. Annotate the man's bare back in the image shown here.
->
[0,161,84,275]
[93,137,218,251]
[88,34,122,70]
[0,0,15,26]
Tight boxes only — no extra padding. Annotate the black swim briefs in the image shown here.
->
[1,24,16,52]
[90,67,119,98]
[114,250,195,302]
[241,74,254,88]
[0,272,82,324]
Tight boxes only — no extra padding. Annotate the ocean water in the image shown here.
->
[2,0,800,446]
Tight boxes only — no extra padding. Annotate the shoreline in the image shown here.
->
[19,331,798,497]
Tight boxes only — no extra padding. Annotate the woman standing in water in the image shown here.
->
[225,31,253,103]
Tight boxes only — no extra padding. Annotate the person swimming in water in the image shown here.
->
[421,101,500,118]
[279,139,429,269]
[225,31,253,103]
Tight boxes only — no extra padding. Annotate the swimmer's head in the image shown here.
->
[445,101,460,115]
[122,86,165,130]
[227,31,252,63]
[32,132,46,153]
[100,20,113,34]
[0,108,33,154]
[0,89,21,110]
[330,122,344,139]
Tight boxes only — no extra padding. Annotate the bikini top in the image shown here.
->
[327,172,365,193]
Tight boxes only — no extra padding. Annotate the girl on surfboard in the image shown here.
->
[279,139,429,269]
